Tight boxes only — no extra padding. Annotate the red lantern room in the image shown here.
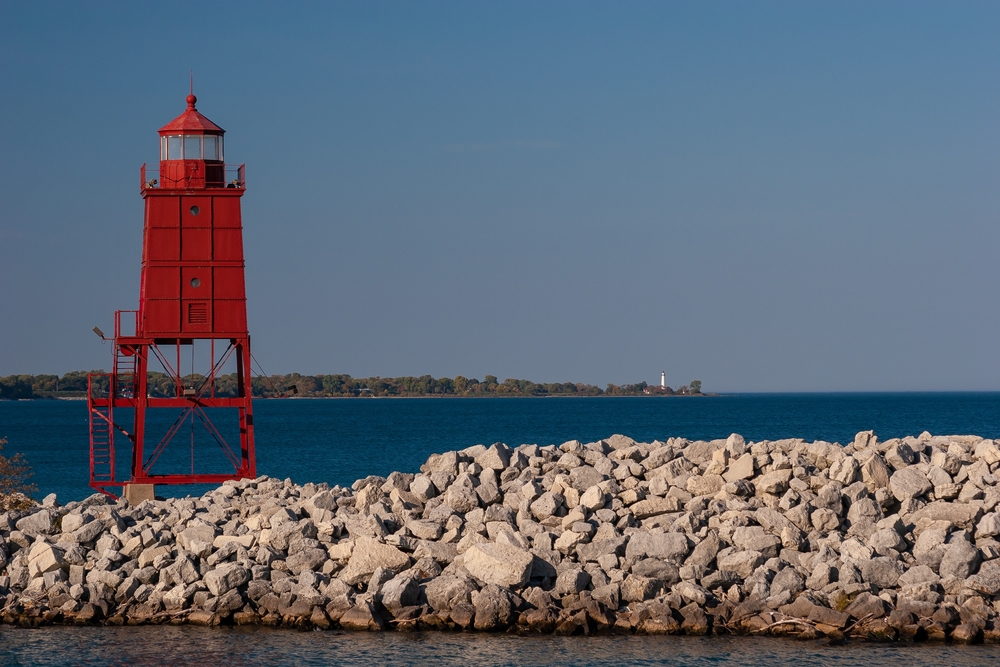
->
[88,93,256,502]
[158,93,226,189]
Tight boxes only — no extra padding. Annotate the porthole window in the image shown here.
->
[190,278,201,288]
[189,206,200,216]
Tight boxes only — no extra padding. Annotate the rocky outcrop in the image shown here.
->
[3,431,1000,642]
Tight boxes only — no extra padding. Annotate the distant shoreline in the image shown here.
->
[1,372,707,400]
[1,393,717,401]
[266,393,718,400]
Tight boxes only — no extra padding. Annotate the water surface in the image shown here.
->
[0,626,998,667]
[3,393,1000,502]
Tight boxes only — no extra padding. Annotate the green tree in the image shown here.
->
[690,380,702,394]
[31,375,59,394]
[58,371,93,392]
[0,437,36,510]
[295,376,321,394]
[0,376,34,399]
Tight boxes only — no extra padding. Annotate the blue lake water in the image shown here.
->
[0,626,997,667]
[3,392,1000,502]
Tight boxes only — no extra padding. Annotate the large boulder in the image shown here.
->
[686,474,725,497]
[475,443,511,471]
[71,519,106,544]
[444,484,480,514]
[554,568,591,596]
[629,497,676,519]
[717,550,765,579]
[423,575,478,610]
[756,469,793,495]
[16,510,53,536]
[568,466,605,492]
[339,600,385,631]
[575,536,627,563]
[204,564,251,597]
[624,532,689,562]
[723,454,755,482]
[462,543,533,588]
[529,492,564,521]
[286,547,329,575]
[938,539,980,580]
[340,536,411,585]
[976,513,1000,539]
[27,542,64,577]
[731,527,780,558]
[860,557,905,589]
[889,468,932,501]
[910,501,982,529]
[380,576,420,615]
[621,574,662,602]
[178,522,219,551]
[967,559,1000,596]
[685,532,720,569]
[770,567,805,597]
[860,454,891,490]
[472,584,516,630]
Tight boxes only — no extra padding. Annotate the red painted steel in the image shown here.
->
[88,94,256,497]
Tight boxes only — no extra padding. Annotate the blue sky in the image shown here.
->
[2,2,1000,391]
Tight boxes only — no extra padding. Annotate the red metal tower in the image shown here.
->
[88,93,256,500]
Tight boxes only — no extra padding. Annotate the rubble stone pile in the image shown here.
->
[4,431,1000,642]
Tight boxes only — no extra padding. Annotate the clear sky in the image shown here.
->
[2,2,1000,391]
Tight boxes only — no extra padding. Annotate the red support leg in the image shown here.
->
[236,337,256,478]
[131,343,149,481]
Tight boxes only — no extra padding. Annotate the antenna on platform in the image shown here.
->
[190,70,193,96]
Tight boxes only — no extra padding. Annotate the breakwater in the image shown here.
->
[2,432,1000,642]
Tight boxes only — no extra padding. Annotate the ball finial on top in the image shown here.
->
[186,94,197,108]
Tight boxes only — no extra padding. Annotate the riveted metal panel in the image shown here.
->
[143,267,179,299]
[147,227,180,261]
[180,227,212,261]
[213,228,243,261]
[213,300,247,333]
[143,300,180,333]
[212,196,242,228]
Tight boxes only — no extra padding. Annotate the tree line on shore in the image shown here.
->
[0,372,704,399]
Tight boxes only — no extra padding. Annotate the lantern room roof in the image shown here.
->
[158,94,225,134]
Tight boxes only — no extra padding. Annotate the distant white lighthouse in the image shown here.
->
[660,371,665,389]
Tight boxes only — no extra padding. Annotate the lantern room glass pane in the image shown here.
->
[167,135,182,160]
[218,136,224,162]
[184,135,202,160]
[203,135,219,161]
[160,136,167,161]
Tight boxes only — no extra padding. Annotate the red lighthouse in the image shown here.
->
[88,93,256,501]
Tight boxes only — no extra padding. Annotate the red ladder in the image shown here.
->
[88,374,115,485]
